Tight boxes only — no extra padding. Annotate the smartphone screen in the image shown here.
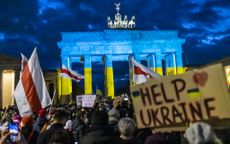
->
[8,123,18,142]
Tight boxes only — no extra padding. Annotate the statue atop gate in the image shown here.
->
[107,3,136,29]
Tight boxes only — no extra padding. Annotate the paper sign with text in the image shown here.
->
[76,95,83,107]
[82,95,96,107]
[131,64,230,130]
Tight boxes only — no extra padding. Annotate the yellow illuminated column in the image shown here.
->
[84,55,92,94]
[2,70,15,107]
[166,53,177,75]
[155,52,163,76]
[148,54,156,72]
[176,51,184,74]
[105,55,114,99]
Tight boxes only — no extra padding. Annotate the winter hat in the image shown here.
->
[108,108,120,122]
[184,122,222,144]
[38,109,47,117]
[12,115,20,124]
[21,115,33,127]
[91,110,108,125]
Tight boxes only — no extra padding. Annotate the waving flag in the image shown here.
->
[14,48,51,117]
[60,65,84,82]
[20,53,28,72]
[131,58,161,85]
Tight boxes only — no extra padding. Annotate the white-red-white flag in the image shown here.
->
[131,58,161,85]
[60,65,84,82]
[20,53,28,76]
[14,48,51,117]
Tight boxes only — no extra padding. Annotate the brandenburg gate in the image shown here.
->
[58,3,185,99]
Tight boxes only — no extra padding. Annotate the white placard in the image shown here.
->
[82,95,96,107]
[76,95,83,107]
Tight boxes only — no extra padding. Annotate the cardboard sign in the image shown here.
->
[82,95,96,107]
[130,64,230,130]
[76,95,83,107]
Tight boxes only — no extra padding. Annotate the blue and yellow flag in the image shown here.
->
[57,69,72,98]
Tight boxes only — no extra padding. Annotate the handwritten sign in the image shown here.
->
[82,95,96,107]
[131,64,230,130]
[76,95,83,107]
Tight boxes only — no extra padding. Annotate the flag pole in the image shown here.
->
[0,96,14,123]
[48,87,57,113]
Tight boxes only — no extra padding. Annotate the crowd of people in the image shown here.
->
[0,96,229,144]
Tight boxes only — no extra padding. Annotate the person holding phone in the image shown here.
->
[19,114,39,144]
[8,123,19,142]
[0,129,10,144]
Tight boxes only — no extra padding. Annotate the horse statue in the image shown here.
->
[122,15,128,28]
[128,16,136,28]
[107,16,113,28]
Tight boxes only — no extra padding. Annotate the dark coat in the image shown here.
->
[120,137,143,144]
[72,119,86,142]
[37,123,74,144]
[80,124,120,144]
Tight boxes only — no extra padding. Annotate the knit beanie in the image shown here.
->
[108,108,120,122]
[12,115,20,124]
[38,109,47,117]
[184,122,222,144]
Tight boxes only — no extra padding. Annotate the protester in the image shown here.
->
[0,129,10,144]
[37,110,74,144]
[108,108,120,133]
[72,111,86,143]
[184,122,222,144]
[144,133,165,144]
[33,109,48,132]
[80,110,120,144]
[118,117,142,144]
[46,129,71,144]
[20,114,38,144]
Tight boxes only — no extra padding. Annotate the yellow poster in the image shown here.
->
[131,64,230,130]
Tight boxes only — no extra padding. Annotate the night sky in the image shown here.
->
[0,0,229,69]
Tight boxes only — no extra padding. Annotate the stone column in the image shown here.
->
[155,52,163,76]
[165,53,176,75]
[84,55,92,94]
[148,54,156,72]
[59,56,72,104]
[134,53,141,63]
[61,55,68,67]
[105,54,114,99]
[175,51,184,74]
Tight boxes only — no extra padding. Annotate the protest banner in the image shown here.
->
[76,95,83,107]
[82,95,96,107]
[130,64,230,130]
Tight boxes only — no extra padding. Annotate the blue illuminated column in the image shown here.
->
[105,54,114,99]
[61,56,68,67]
[59,55,72,96]
[147,54,156,71]
[155,52,163,76]
[134,53,141,63]
[84,55,92,94]
[175,51,184,74]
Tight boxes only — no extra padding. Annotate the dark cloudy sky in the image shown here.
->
[0,0,230,70]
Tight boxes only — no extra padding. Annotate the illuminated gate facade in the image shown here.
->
[58,29,185,98]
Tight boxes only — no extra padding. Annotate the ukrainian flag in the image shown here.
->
[187,88,201,99]
[57,69,72,98]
